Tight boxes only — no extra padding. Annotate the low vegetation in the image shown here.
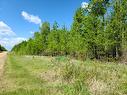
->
[1,54,127,95]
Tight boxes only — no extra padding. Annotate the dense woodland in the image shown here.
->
[0,45,7,52]
[12,0,127,61]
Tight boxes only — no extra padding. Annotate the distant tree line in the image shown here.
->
[12,0,127,60]
[0,45,7,52]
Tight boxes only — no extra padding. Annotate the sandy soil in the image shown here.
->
[0,52,7,77]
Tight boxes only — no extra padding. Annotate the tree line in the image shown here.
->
[0,45,7,52]
[12,0,127,61]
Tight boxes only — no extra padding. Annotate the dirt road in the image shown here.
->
[0,52,7,77]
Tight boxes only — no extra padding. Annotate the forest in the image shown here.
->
[12,0,127,61]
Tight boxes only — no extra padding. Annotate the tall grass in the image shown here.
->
[0,54,127,95]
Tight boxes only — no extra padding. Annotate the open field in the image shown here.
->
[0,54,127,95]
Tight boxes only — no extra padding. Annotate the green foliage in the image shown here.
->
[12,0,127,61]
[0,45,7,52]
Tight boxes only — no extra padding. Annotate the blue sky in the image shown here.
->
[0,0,89,50]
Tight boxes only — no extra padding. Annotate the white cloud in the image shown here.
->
[0,37,26,51]
[0,21,26,50]
[0,37,26,48]
[81,2,89,9]
[21,11,41,25]
[0,21,16,36]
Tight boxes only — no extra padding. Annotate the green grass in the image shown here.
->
[0,54,127,95]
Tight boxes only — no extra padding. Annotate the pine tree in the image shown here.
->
[71,8,84,34]
[40,22,50,54]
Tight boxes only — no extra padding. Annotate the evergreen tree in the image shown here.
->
[40,22,50,53]
[52,21,59,31]
[71,8,84,34]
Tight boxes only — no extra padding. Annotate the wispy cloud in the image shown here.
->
[81,2,89,9]
[0,21,16,36]
[0,21,26,50]
[21,11,42,25]
[0,37,26,50]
